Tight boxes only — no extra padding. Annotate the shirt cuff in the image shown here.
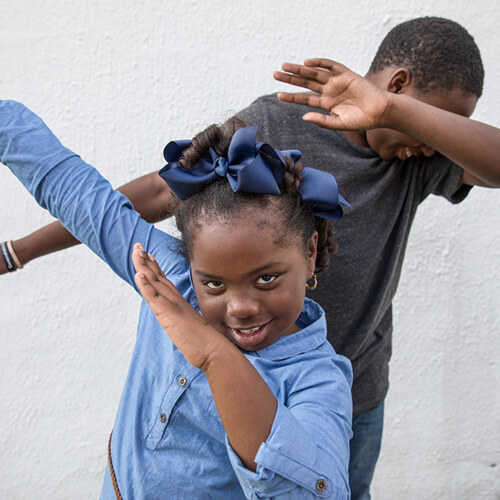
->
[226,401,349,499]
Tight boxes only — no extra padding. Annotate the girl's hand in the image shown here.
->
[273,58,392,131]
[132,243,226,371]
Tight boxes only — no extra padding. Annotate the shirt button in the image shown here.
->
[316,479,327,493]
[160,413,166,423]
[178,376,187,387]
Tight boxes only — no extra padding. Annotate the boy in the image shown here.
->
[2,17,499,499]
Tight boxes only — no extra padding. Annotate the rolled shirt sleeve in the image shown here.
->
[226,401,350,499]
[226,350,352,499]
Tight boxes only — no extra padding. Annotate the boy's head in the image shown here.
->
[368,16,484,97]
[364,17,483,160]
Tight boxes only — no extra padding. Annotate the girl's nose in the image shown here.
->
[226,292,260,319]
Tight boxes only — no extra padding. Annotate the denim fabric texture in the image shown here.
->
[1,100,354,499]
[349,403,384,500]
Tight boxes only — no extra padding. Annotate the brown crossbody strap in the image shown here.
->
[108,431,123,500]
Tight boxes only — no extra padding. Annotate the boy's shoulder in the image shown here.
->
[238,93,324,125]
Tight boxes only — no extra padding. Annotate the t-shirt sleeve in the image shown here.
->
[225,354,352,499]
[237,97,266,127]
[418,152,472,204]
[0,100,185,291]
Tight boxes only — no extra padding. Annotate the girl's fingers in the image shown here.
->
[134,258,182,315]
[132,243,161,274]
[134,273,176,318]
[132,244,177,294]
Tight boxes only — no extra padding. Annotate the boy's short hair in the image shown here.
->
[369,17,484,97]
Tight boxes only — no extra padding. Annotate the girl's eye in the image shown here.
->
[256,274,278,285]
[205,281,224,289]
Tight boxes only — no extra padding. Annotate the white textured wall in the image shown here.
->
[1,1,499,498]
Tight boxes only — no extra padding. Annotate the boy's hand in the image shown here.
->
[274,58,392,131]
[132,242,227,371]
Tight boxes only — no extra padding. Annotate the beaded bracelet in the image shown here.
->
[0,241,16,272]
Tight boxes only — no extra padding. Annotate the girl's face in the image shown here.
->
[189,215,317,351]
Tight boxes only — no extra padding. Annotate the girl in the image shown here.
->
[0,101,352,499]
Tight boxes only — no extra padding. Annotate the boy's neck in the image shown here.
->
[341,130,370,147]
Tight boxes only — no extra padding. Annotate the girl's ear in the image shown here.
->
[387,67,412,94]
[307,231,318,274]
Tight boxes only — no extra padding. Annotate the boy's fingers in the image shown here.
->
[279,63,332,83]
[304,58,342,73]
[302,112,342,129]
[273,71,323,93]
[277,92,322,108]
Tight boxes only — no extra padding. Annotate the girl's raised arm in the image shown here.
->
[0,171,175,275]
[0,100,178,289]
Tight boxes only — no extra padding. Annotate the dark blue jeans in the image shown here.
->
[348,402,384,500]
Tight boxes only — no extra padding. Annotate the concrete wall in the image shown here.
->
[0,1,498,498]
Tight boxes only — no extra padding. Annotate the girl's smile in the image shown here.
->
[228,320,274,349]
[190,215,317,351]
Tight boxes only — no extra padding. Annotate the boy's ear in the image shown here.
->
[387,68,412,94]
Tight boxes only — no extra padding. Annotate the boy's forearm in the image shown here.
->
[385,93,500,187]
[11,221,79,266]
[117,171,177,223]
[203,340,277,472]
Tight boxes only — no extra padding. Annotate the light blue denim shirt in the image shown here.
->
[1,101,353,499]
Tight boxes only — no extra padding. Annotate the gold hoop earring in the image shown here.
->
[306,272,317,291]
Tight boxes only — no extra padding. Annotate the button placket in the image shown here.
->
[145,364,200,450]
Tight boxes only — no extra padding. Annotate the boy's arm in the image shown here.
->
[274,59,500,188]
[0,171,175,274]
[385,96,499,187]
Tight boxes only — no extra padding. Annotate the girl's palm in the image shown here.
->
[132,243,224,370]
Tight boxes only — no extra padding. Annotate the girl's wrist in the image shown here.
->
[199,334,241,376]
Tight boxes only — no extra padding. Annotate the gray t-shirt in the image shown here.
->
[238,94,471,416]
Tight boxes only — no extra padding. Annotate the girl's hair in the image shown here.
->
[173,117,337,274]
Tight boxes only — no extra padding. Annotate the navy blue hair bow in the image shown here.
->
[159,125,349,220]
